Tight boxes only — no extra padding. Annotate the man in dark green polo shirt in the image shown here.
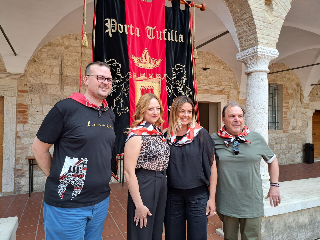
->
[211,102,281,240]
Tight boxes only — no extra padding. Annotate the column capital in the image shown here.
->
[236,46,279,74]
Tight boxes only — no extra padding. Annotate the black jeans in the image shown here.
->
[164,186,209,240]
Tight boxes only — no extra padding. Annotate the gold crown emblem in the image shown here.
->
[131,48,162,69]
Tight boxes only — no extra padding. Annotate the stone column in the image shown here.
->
[236,46,279,195]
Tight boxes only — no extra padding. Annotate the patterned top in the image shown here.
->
[136,135,170,171]
[126,121,165,142]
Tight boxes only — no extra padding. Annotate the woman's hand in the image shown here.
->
[207,159,217,218]
[206,198,216,218]
[134,204,152,228]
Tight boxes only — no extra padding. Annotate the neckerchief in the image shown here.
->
[217,125,251,148]
[168,123,203,146]
[68,92,109,117]
[126,121,165,142]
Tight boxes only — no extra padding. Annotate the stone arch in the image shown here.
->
[224,0,293,51]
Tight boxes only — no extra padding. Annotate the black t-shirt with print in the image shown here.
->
[37,98,116,208]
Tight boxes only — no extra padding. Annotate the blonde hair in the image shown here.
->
[131,93,165,129]
[167,96,196,135]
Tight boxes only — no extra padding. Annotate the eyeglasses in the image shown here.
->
[233,140,240,155]
[87,75,113,83]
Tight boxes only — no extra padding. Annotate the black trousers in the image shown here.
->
[164,186,209,240]
[127,169,167,240]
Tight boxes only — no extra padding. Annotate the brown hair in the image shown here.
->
[167,96,196,135]
[85,61,111,76]
[131,93,165,129]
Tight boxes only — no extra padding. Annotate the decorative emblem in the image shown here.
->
[134,76,161,103]
[131,48,162,69]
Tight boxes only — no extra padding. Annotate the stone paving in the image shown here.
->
[0,183,223,240]
[1,161,320,239]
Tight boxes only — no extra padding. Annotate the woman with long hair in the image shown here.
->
[124,93,170,240]
[164,96,218,240]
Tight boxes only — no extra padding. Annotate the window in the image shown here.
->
[268,84,283,130]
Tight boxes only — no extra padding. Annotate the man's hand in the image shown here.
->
[266,186,281,207]
[32,137,53,177]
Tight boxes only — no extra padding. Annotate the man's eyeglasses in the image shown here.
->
[87,75,113,83]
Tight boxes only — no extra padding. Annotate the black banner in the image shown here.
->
[94,0,130,178]
[165,0,195,109]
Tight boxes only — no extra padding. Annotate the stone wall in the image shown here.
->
[15,33,92,193]
[309,79,320,111]
[196,51,245,107]
[309,78,320,103]
[0,56,6,73]
[268,63,312,165]
[262,205,320,240]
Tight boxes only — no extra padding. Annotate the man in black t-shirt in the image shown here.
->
[32,61,116,240]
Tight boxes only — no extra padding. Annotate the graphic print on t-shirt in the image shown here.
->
[58,156,88,200]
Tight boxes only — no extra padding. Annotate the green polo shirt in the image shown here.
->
[211,131,275,218]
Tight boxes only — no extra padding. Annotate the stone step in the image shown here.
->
[0,217,18,240]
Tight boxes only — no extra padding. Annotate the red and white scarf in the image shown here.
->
[168,123,203,146]
[68,92,109,110]
[217,125,251,147]
[126,121,165,142]
[68,93,109,117]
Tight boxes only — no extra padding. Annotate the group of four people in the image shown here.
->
[32,61,280,240]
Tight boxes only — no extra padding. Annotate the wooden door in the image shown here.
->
[0,97,3,192]
[312,110,320,158]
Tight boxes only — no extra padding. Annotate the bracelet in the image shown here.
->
[270,182,279,187]
[270,182,279,185]
[270,183,279,187]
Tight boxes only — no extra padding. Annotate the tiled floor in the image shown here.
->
[279,160,320,182]
[0,183,223,240]
[1,161,320,240]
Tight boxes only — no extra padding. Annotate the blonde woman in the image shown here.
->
[124,93,170,240]
[164,96,218,240]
